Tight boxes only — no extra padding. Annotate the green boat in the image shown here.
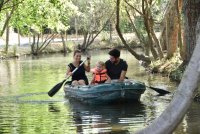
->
[64,80,146,104]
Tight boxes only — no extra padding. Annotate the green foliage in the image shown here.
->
[9,0,77,35]
[119,19,133,33]
[134,16,146,35]
[71,0,115,33]
[99,31,109,41]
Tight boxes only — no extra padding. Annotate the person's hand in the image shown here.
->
[67,72,73,76]
[87,55,91,61]
[87,55,91,66]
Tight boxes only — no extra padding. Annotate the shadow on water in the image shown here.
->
[65,99,147,134]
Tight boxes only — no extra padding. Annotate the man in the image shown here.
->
[105,48,128,81]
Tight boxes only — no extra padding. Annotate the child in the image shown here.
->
[90,61,111,85]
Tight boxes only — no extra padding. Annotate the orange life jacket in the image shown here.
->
[91,68,107,84]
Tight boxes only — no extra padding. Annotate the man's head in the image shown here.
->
[109,48,120,58]
[108,49,120,63]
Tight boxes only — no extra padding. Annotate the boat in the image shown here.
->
[64,80,146,104]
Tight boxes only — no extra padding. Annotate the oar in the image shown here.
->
[145,85,171,95]
[128,79,171,95]
[48,58,88,97]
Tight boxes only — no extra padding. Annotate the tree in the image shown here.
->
[182,0,200,63]
[0,0,21,36]
[136,16,200,133]
[0,0,19,53]
[116,0,151,64]
[125,0,168,59]
[9,0,76,55]
[71,0,115,51]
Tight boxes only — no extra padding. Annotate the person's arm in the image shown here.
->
[105,74,111,83]
[66,66,72,77]
[119,60,128,81]
[90,74,95,85]
[84,57,91,72]
[119,70,127,81]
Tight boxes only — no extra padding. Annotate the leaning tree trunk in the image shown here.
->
[125,8,150,56]
[149,16,164,59]
[142,0,159,60]
[0,2,15,36]
[136,17,200,134]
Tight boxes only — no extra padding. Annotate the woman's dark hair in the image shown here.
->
[108,48,120,58]
[73,49,81,56]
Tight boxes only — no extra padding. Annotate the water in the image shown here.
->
[0,50,199,134]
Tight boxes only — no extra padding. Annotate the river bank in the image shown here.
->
[0,41,117,59]
[0,36,184,84]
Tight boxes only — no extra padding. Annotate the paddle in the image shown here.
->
[126,79,170,95]
[145,85,170,95]
[48,58,88,97]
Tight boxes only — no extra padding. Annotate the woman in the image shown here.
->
[66,50,90,85]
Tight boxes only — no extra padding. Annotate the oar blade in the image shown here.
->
[149,86,170,95]
[48,80,65,97]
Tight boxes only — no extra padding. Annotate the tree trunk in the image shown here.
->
[136,17,200,134]
[61,32,67,54]
[109,20,112,42]
[81,21,109,51]
[38,33,55,53]
[183,0,200,63]
[29,32,31,46]
[0,2,15,36]
[18,28,20,46]
[75,17,78,40]
[178,0,184,60]
[36,34,40,53]
[142,0,159,59]
[65,31,67,43]
[125,8,148,54]
[149,16,164,59]
[81,32,88,51]
[116,0,151,64]
[31,35,36,54]
[166,1,179,58]
[5,13,9,53]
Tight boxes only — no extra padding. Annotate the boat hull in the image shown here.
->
[64,80,146,104]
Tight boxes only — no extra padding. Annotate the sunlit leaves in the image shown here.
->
[71,0,115,33]
[8,0,77,34]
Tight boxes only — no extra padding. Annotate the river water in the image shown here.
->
[0,50,200,134]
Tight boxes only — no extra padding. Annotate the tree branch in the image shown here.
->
[116,0,151,63]
[124,0,143,16]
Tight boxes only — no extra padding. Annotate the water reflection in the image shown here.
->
[177,102,200,134]
[1,51,199,134]
[48,103,61,112]
[66,99,146,134]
